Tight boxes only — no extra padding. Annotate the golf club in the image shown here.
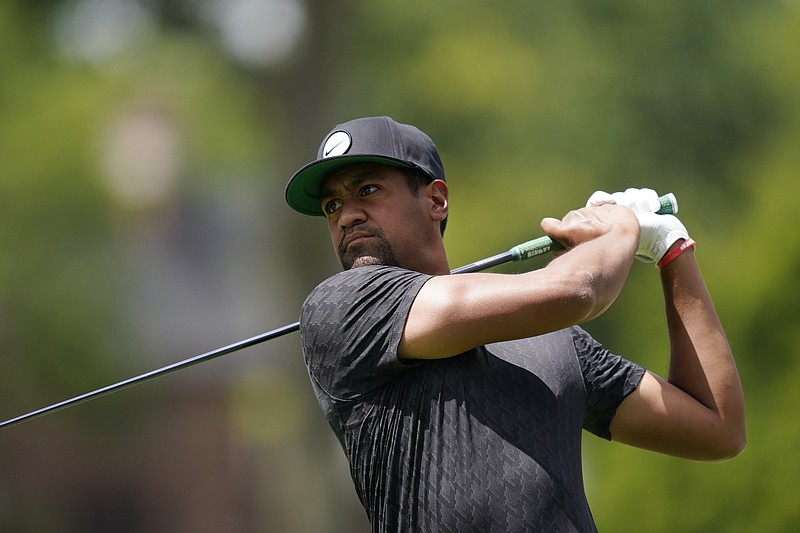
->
[0,193,677,431]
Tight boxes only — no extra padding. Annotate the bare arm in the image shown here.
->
[398,204,639,359]
[609,246,746,461]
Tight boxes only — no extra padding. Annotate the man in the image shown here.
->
[284,116,745,532]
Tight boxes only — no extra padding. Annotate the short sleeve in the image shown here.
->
[572,326,646,440]
[299,265,431,401]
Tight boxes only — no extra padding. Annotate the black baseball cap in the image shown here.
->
[285,116,446,216]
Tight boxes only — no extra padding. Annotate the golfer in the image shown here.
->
[285,116,745,532]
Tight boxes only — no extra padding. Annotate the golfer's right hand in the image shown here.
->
[541,203,639,250]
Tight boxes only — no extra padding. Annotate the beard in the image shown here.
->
[338,226,399,270]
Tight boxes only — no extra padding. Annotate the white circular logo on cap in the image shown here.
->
[322,130,352,158]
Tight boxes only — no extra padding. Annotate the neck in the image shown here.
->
[407,242,450,276]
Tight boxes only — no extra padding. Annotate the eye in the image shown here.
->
[360,184,380,197]
[323,199,342,216]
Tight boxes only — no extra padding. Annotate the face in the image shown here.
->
[319,163,446,272]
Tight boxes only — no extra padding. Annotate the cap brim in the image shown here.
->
[285,155,414,216]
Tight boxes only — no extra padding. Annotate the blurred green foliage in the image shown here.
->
[1,0,799,531]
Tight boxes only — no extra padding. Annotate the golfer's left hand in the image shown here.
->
[586,187,661,214]
[586,188,689,264]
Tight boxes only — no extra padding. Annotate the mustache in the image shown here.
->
[338,225,381,252]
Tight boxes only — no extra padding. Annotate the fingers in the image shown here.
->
[539,216,561,235]
[613,188,660,213]
[538,217,568,254]
[586,187,660,214]
[586,190,614,207]
[541,204,635,249]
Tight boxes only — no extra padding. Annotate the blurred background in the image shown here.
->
[0,0,798,531]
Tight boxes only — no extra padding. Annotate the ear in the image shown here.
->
[428,179,448,222]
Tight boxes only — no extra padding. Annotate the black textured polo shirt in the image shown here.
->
[300,265,644,532]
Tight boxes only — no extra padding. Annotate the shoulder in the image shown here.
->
[300,266,432,338]
[299,266,432,400]
[303,266,431,311]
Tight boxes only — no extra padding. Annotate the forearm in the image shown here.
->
[542,229,637,321]
[401,225,637,359]
[661,247,746,453]
[401,203,639,359]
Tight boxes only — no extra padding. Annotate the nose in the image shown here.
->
[338,199,367,230]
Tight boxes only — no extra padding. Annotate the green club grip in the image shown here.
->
[509,193,678,262]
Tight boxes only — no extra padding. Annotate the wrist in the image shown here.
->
[657,238,696,269]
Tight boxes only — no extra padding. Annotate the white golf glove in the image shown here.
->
[586,188,689,264]
[586,187,661,214]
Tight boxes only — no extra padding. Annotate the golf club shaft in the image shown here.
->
[0,322,300,431]
[0,193,677,431]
